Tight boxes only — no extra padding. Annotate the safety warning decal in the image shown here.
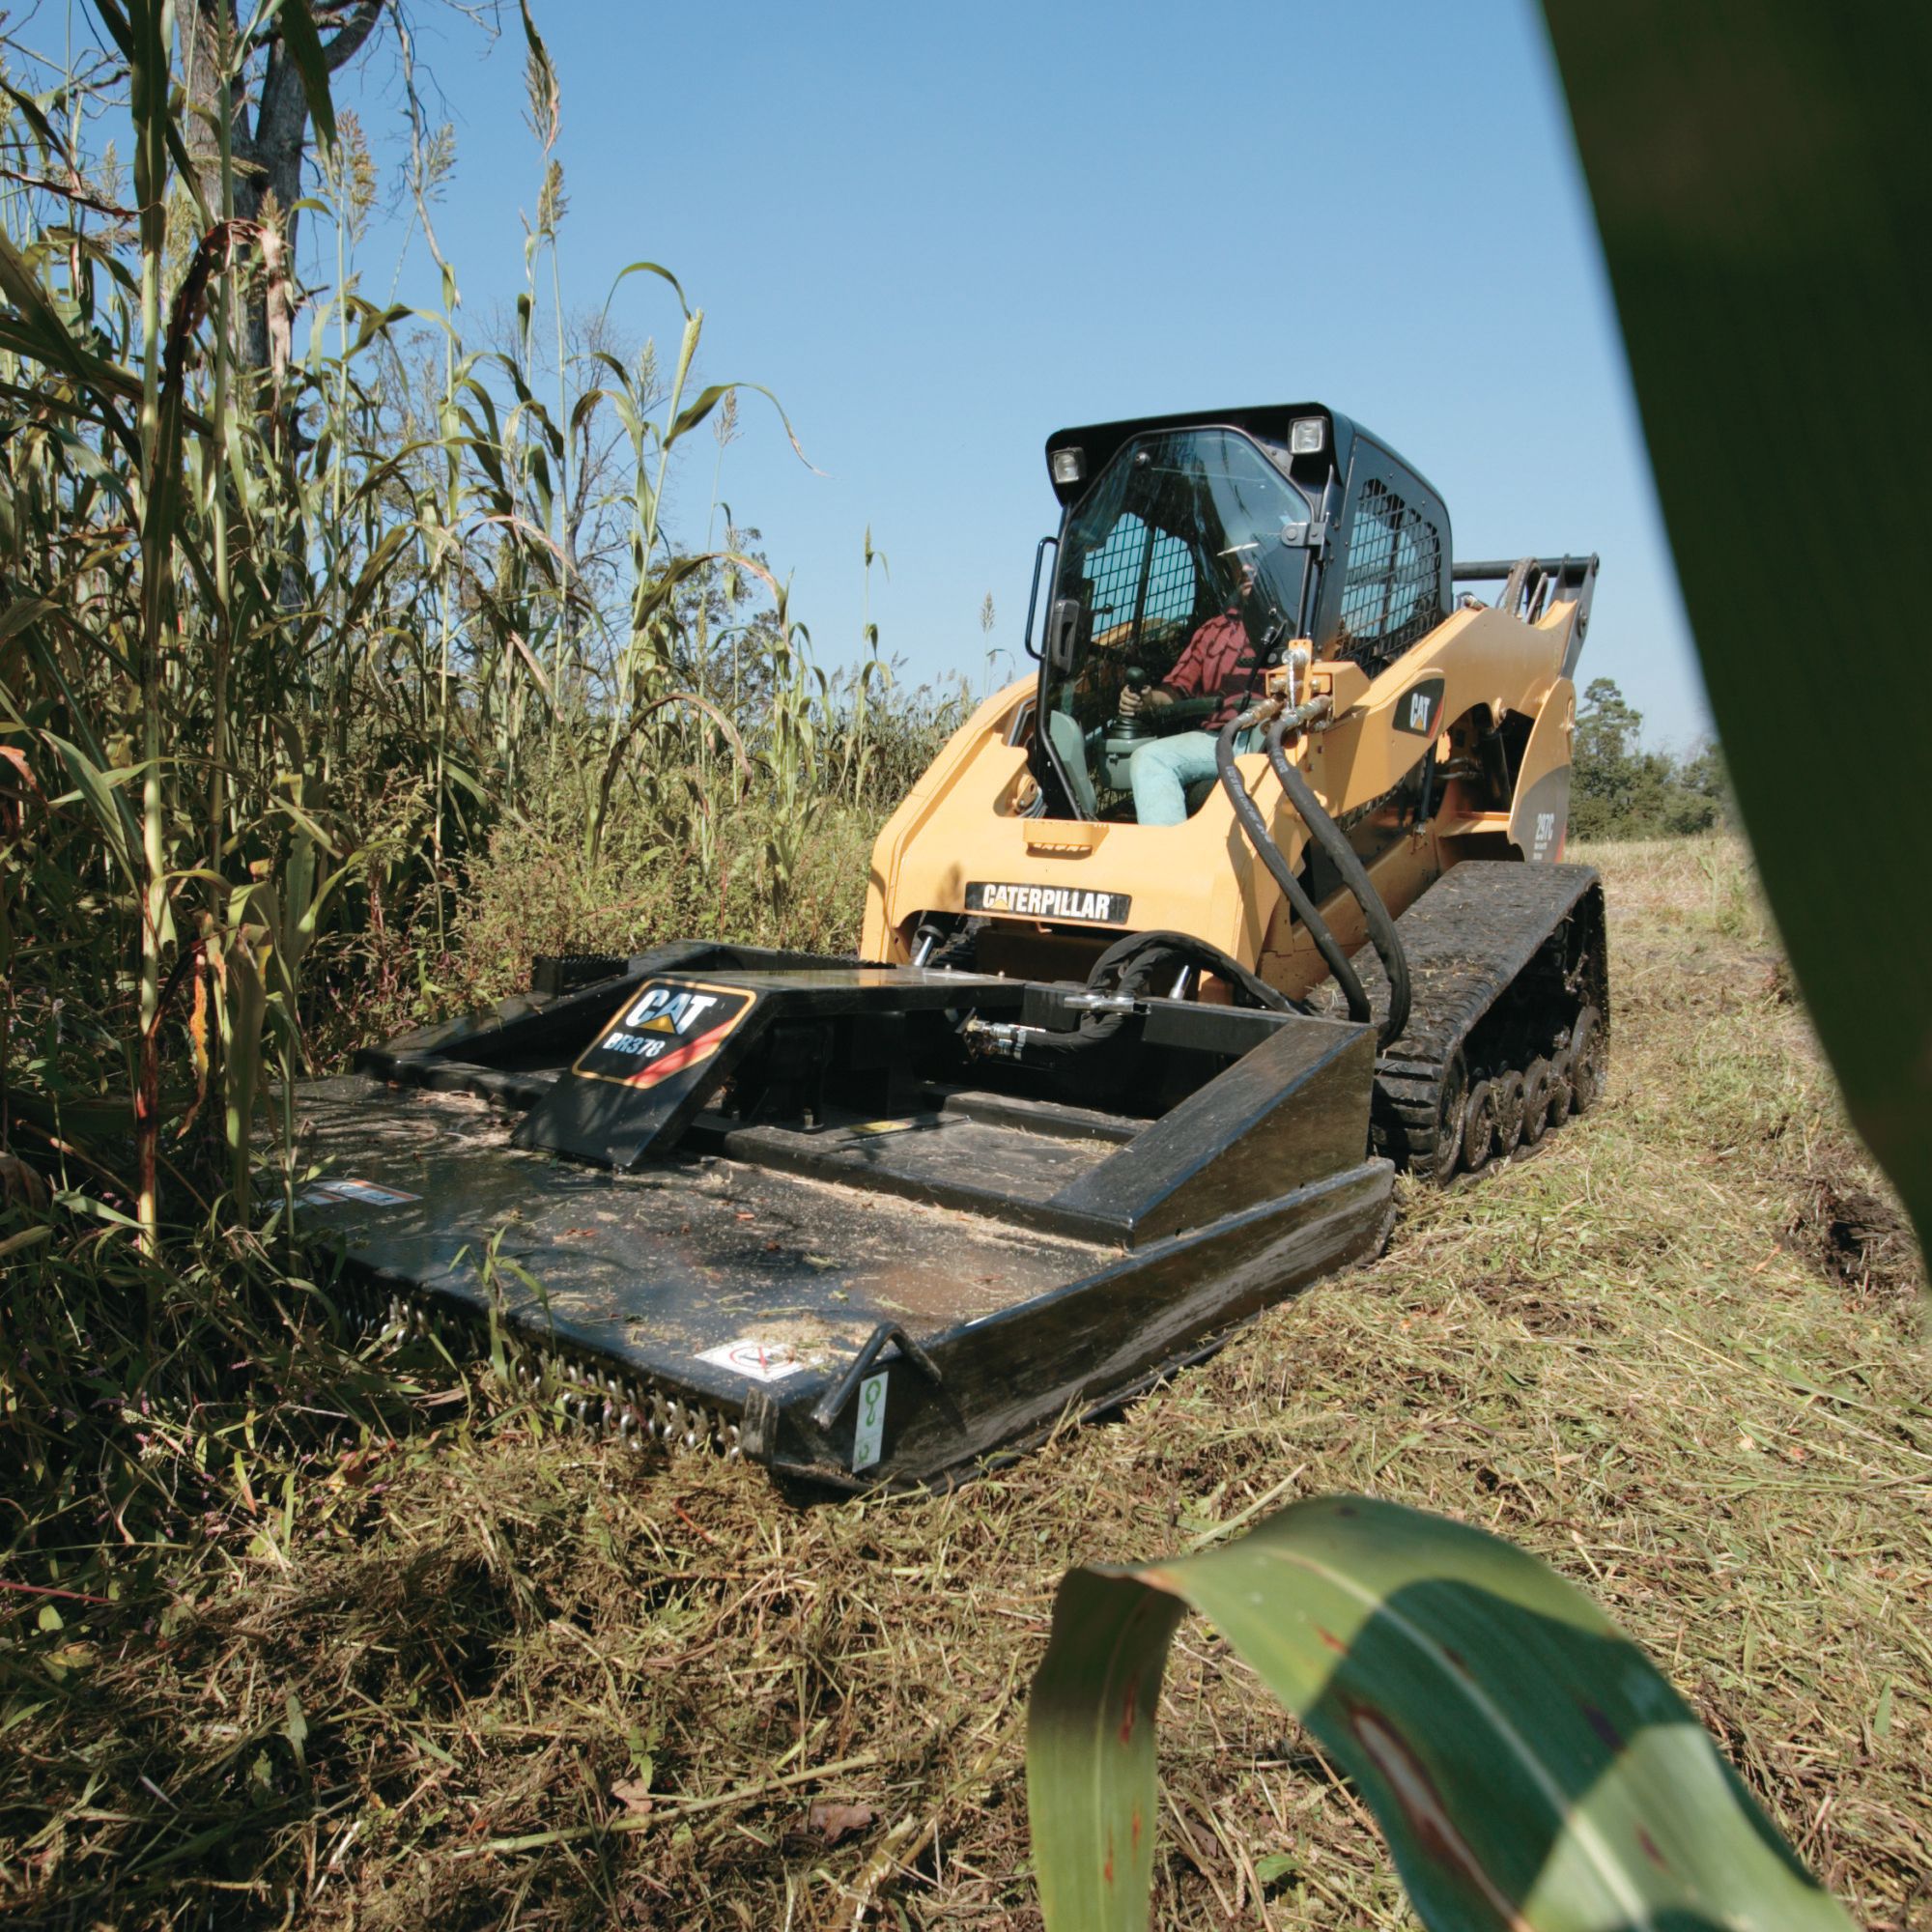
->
[965,881,1132,924]
[851,1372,888,1471]
[696,1339,814,1382]
[574,979,755,1089]
[298,1177,419,1208]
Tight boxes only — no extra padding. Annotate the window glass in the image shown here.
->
[1335,478,1442,671]
[1040,429,1310,821]
[1080,513,1197,651]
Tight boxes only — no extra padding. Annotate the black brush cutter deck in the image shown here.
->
[296,942,1393,1490]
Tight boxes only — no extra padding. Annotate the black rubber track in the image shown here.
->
[1311,861,1609,1175]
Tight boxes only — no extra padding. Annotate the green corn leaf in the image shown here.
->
[586,348,640,392]
[604,259,691,323]
[666,381,737,443]
[0,235,143,457]
[669,378,816,471]
[270,0,339,153]
[0,597,58,651]
[569,386,610,437]
[643,340,819,481]
[1028,1493,1850,1932]
[344,298,412,358]
[1538,3,1932,1255]
[46,735,140,880]
[0,79,64,158]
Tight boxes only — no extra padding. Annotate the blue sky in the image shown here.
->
[332,0,1706,743]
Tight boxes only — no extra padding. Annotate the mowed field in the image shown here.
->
[4,836,1927,1929]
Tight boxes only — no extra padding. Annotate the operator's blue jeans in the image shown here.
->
[1129,729,1251,826]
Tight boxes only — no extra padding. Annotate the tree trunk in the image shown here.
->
[176,0,385,376]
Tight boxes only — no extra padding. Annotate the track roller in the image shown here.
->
[1570,1006,1605,1115]
[1492,1070,1526,1157]
[1428,1057,1469,1184]
[1520,1057,1554,1146]
[1461,1079,1497,1173]
[1547,1046,1575,1122]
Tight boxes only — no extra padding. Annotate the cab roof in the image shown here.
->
[1042,404,1438,512]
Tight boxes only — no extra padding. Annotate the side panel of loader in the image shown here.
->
[861,597,1592,982]
[1507,673,1578,862]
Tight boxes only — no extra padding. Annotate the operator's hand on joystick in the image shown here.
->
[1116,668,1169,719]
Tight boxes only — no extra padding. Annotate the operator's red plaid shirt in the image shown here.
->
[1157,611,1259,728]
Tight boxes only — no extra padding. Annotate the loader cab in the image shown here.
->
[1031,406,1451,821]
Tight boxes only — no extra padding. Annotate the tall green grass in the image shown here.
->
[0,4,964,1585]
[0,8,961,1232]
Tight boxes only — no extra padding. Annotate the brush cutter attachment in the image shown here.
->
[298,944,1391,1489]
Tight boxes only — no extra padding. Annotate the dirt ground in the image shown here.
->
[3,835,1927,1928]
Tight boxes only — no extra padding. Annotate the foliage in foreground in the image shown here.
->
[1029,1496,1848,1932]
[1543,0,1932,1253]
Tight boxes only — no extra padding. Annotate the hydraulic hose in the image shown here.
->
[1214,713,1373,1029]
[1028,927,1298,1059]
[1087,927,1300,1014]
[1264,716,1412,1049]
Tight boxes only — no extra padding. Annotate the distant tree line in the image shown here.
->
[1570,677,1729,839]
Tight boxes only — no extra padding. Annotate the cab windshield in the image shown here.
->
[1039,427,1311,821]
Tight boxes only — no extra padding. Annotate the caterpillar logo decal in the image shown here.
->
[1394,675,1447,739]
[965,881,1132,924]
[575,980,755,1089]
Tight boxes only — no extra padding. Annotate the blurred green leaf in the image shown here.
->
[1028,1494,1849,1932]
[1540,1,1932,1256]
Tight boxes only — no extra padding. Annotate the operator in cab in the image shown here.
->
[1117,549,1269,825]
[1037,423,1314,825]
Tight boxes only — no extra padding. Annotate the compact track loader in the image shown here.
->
[299,404,1607,1489]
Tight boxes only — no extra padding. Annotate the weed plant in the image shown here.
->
[0,4,965,1833]
[0,11,968,1228]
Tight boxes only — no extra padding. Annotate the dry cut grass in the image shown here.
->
[2,835,1926,1929]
